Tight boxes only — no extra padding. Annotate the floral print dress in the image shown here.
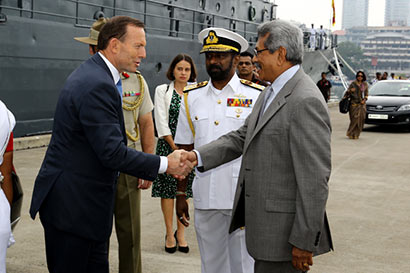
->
[152,89,193,199]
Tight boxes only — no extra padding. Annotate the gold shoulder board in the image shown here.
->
[183,81,208,93]
[240,79,265,91]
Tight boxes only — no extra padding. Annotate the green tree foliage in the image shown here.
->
[337,41,371,79]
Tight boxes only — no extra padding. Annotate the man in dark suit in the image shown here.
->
[29,16,193,273]
[177,20,333,273]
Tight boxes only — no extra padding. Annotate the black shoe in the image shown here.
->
[174,231,189,253]
[165,234,177,253]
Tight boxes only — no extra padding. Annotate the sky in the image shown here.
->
[275,0,385,30]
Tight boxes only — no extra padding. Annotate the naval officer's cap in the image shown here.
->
[198,28,248,54]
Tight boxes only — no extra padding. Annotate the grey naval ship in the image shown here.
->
[0,0,337,137]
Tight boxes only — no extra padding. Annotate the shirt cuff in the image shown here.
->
[158,156,168,173]
[194,150,203,167]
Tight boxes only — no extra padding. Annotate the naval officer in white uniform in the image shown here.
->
[174,28,263,273]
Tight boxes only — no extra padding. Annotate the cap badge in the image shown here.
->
[206,31,219,45]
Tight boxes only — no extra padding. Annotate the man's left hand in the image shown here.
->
[137,179,152,189]
[292,246,313,271]
[176,195,190,227]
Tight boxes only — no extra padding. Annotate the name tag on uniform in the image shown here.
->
[227,98,252,107]
[124,92,141,97]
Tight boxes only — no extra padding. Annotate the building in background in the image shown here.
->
[361,29,410,76]
[342,0,369,29]
[385,0,410,27]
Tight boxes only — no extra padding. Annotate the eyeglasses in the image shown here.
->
[253,48,269,56]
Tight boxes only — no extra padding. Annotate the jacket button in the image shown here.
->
[214,120,219,125]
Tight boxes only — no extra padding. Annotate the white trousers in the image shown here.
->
[194,209,254,273]
[0,189,11,273]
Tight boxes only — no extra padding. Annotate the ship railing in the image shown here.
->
[0,0,260,44]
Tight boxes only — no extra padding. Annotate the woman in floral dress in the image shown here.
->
[152,54,197,253]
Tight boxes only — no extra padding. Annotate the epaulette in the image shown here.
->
[183,81,208,93]
[240,79,265,91]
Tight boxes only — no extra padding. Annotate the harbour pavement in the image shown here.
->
[6,106,410,273]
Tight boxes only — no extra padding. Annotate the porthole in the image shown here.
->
[231,7,235,16]
[216,3,221,12]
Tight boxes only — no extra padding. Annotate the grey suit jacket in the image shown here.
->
[197,67,333,261]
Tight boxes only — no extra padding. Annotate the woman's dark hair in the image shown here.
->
[356,71,366,82]
[166,54,197,82]
[97,16,145,51]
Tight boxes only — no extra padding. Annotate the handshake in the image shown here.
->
[166,150,198,179]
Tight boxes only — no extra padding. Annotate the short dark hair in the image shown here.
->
[321,72,327,76]
[240,51,254,59]
[166,54,197,82]
[97,16,145,51]
[356,70,366,81]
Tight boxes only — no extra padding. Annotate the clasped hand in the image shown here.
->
[166,150,197,179]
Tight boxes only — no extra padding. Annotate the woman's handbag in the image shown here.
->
[10,170,23,230]
[339,95,351,114]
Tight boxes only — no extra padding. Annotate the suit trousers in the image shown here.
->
[114,173,142,273]
[254,260,303,273]
[194,209,254,273]
[41,219,108,273]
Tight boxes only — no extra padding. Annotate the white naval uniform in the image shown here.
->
[309,28,316,50]
[0,100,15,273]
[175,73,261,273]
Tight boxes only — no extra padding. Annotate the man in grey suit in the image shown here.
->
[177,20,333,272]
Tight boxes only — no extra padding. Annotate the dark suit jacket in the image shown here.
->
[197,68,333,261]
[29,54,160,241]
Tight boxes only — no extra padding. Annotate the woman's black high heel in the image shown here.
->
[165,234,177,253]
[174,230,189,253]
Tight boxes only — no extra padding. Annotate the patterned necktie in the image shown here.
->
[116,79,123,99]
[258,86,274,122]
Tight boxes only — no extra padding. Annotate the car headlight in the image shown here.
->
[397,104,410,111]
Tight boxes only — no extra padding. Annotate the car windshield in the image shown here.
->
[369,81,410,96]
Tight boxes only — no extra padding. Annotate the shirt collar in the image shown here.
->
[270,64,300,95]
[98,52,121,85]
[209,73,241,95]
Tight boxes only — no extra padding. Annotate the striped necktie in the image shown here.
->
[116,79,123,99]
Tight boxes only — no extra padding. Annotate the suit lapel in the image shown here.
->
[243,68,304,153]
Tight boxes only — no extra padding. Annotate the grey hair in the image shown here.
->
[257,20,303,64]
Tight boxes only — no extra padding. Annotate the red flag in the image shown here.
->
[332,0,336,26]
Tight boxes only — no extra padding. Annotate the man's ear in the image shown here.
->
[277,46,287,66]
[109,38,120,54]
[232,54,240,66]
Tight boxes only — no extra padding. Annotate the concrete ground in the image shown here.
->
[5,106,410,273]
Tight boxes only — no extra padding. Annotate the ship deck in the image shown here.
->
[6,105,410,273]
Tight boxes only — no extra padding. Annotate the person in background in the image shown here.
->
[75,17,156,273]
[388,73,395,80]
[316,72,332,102]
[381,71,388,80]
[152,53,197,254]
[371,72,381,85]
[343,71,368,139]
[309,23,316,51]
[318,25,326,50]
[0,100,16,273]
[237,51,269,87]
